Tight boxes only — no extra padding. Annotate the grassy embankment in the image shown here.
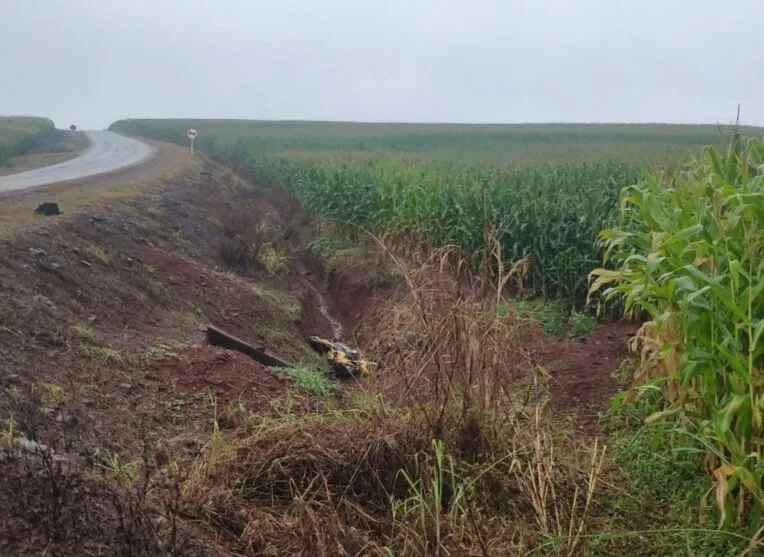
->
[0,116,58,167]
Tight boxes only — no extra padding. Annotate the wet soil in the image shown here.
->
[535,320,640,432]
[153,346,291,409]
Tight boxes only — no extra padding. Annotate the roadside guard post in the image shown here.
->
[187,128,198,155]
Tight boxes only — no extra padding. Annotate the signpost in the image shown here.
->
[186,128,198,155]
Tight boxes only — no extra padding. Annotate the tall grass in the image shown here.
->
[0,116,56,166]
[589,135,763,527]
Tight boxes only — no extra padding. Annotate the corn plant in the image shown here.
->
[114,118,758,305]
[589,135,763,527]
[220,152,640,304]
[109,119,666,304]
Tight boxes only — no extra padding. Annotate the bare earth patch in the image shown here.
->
[536,321,640,433]
[153,346,292,409]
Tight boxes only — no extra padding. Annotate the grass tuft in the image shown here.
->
[84,244,111,266]
[258,244,289,274]
[570,309,597,337]
[80,345,125,365]
[284,365,334,397]
[70,323,95,341]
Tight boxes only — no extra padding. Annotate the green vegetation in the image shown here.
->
[109,118,763,165]
[80,345,125,366]
[106,118,762,548]
[147,340,186,360]
[283,364,335,397]
[597,409,753,556]
[591,136,763,529]
[0,116,56,167]
[501,299,596,337]
[570,309,597,338]
[70,323,96,341]
[110,118,763,304]
[84,243,112,266]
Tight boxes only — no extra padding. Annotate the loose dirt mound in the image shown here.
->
[154,346,291,409]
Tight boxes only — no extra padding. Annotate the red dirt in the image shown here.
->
[153,346,292,409]
[324,258,638,430]
[136,245,295,356]
[299,286,335,339]
[327,266,396,345]
[536,321,640,429]
[137,245,220,293]
[328,267,369,327]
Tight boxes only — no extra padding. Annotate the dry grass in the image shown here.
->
[216,201,271,271]
[99,243,610,556]
[367,240,536,416]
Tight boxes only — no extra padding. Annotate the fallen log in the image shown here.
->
[206,325,292,369]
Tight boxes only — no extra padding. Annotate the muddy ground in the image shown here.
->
[0,154,636,554]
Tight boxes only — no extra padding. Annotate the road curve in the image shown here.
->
[0,131,157,193]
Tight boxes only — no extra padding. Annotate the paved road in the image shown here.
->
[0,131,157,192]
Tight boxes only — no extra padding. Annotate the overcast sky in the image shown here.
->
[1,0,762,130]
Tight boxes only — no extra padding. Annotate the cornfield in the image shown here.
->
[0,116,55,167]
[109,118,758,165]
[109,118,763,305]
[110,117,764,537]
[590,135,763,526]
[237,153,641,302]
[116,119,721,303]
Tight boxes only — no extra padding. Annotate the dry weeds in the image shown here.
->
[118,243,610,556]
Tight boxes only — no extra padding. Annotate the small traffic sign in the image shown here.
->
[187,128,198,154]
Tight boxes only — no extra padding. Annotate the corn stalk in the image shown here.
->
[589,135,764,526]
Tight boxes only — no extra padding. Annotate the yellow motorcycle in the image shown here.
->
[307,336,371,379]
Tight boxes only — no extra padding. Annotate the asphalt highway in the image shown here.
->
[0,131,157,192]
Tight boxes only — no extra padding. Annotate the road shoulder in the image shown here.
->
[0,130,90,177]
[0,141,198,237]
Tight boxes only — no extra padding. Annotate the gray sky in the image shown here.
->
[1,0,762,130]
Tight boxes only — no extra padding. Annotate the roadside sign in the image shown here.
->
[186,128,198,154]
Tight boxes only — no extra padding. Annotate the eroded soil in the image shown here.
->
[0,151,638,555]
